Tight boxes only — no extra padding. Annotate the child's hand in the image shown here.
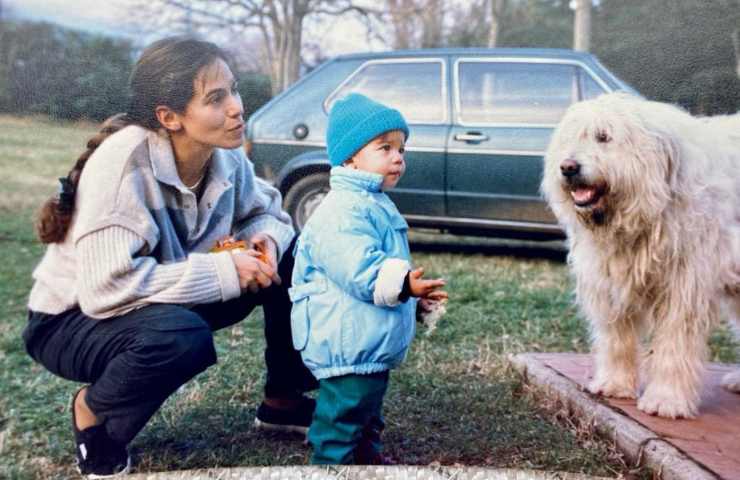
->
[408,267,447,299]
[421,290,448,302]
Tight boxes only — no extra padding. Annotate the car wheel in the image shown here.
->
[284,172,330,231]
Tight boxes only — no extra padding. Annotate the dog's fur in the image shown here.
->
[542,93,740,418]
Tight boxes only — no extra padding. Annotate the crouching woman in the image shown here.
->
[23,36,316,477]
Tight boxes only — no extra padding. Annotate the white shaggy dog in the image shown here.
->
[542,93,740,418]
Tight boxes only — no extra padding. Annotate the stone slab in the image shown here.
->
[510,353,740,480]
[126,466,611,480]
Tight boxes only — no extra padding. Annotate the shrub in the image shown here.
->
[674,67,740,115]
[237,72,272,120]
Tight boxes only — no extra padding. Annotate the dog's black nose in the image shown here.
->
[560,159,581,177]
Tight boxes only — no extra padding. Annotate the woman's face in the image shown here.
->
[177,58,245,150]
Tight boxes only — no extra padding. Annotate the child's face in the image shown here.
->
[345,130,406,190]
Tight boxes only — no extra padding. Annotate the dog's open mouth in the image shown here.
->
[568,183,607,208]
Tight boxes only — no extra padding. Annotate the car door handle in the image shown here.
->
[453,132,489,142]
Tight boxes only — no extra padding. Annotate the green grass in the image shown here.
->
[0,115,736,479]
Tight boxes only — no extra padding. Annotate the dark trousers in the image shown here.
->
[22,242,316,446]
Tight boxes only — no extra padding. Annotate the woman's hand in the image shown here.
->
[231,249,280,293]
[248,233,280,282]
[408,267,447,299]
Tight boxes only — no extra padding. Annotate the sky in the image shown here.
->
[3,0,383,57]
[5,0,131,37]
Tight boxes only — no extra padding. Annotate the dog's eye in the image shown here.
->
[595,131,611,143]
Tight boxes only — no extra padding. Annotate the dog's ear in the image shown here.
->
[647,101,700,191]
[620,105,681,218]
[633,101,682,192]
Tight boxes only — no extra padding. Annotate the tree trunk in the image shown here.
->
[266,0,302,95]
[266,1,283,96]
[733,28,740,78]
[420,0,443,48]
[272,0,307,93]
[283,12,304,91]
[487,0,505,48]
[387,0,414,49]
[573,0,591,52]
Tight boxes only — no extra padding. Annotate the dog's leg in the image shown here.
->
[722,371,740,392]
[638,289,715,419]
[588,316,639,399]
[721,294,740,393]
[582,290,639,399]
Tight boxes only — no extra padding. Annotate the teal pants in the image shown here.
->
[308,371,389,464]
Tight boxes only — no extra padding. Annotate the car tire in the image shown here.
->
[284,172,330,231]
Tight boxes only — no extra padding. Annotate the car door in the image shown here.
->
[325,58,450,217]
[445,58,608,226]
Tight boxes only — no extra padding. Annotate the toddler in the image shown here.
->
[290,93,447,464]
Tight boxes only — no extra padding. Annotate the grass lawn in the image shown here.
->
[0,115,737,479]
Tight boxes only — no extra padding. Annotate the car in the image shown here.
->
[245,48,638,240]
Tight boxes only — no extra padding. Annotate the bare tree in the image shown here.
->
[135,0,376,95]
[573,0,591,51]
[487,0,506,48]
[384,0,447,49]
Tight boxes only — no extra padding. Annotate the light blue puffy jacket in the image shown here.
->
[289,167,417,380]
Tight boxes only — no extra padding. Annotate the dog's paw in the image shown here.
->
[638,384,698,419]
[587,377,637,399]
[721,370,740,393]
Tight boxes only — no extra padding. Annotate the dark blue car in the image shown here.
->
[246,48,637,239]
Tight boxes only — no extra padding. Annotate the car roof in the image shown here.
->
[333,47,596,62]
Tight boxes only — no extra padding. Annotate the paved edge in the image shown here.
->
[126,466,612,479]
[508,353,719,480]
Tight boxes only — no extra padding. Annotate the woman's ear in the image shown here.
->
[154,106,182,132]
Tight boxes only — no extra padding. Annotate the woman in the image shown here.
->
[23,36,316,477]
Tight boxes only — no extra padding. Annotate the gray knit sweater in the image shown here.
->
[28,125,294,319]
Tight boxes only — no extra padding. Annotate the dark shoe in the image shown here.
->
[354,449,395,465]
[253,396,315,435]
[354,425,393,465]
[72,389,131,478]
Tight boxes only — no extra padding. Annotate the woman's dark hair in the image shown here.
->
[36,36,234,243]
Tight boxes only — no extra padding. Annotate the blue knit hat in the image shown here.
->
[326,93,410,167]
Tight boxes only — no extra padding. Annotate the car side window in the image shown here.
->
[326,61,445,124]
[580,69,607,100]
[457,62,578,125]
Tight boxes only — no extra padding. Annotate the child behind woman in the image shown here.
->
[290,93,448,464]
